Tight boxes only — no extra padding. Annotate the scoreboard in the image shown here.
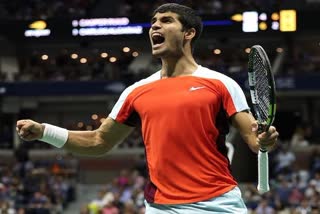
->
[240,10,297,32]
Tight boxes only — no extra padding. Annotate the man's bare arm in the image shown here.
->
[64,117,134,156]
[231,111,260,153]
[16,117,134,156]
[231,111,278,154]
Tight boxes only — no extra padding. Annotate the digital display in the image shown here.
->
[280,10,297,32]
[71,18,144,36]
[239,9,297,33]
[24,20,51,37]
[242,11,259,32]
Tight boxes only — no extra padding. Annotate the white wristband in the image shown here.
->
[40,123,68,148]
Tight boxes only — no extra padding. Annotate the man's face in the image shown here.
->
[149,12,186,58]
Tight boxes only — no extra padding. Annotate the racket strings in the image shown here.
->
[252,53,270,122]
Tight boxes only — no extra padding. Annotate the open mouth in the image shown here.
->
[152,33,165,46]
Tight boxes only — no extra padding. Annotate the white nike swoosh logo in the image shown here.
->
[189,86,206,91]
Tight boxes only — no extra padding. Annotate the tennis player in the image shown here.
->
[17,3,278,213]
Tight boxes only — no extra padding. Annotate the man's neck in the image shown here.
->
[160,55,198,78]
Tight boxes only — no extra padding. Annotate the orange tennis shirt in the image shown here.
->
[109,66,249,204]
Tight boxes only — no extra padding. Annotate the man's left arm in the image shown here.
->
[231,111,279,154]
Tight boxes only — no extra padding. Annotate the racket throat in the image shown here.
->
[259,147,268,153]
[257,122,268,153]
[257,121,267,133]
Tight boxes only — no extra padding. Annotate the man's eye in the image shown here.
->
[151,18,157,25]
[162,18,172,23]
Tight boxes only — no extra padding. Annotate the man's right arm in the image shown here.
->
[16,117,134,156]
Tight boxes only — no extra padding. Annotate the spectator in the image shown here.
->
[28,191,52,213]
[288,186,304,207]
[274,144,296,176]
[290,123,313,149]
[254,198,275,214]
[274,176,292,208]
[101,201,120,214]
[294,198,312,214]
[310,149,320,176]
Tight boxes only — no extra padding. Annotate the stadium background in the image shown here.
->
[0,0,320,213]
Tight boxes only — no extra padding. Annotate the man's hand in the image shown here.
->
[252,123,279,152]
[16,119,45,141]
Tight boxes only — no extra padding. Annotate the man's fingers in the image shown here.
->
[266,126,277,134]
[259,126,277,137]
[258,126,279,146]
[16,119,42,141]
[19,128,31,138]
[17,120,35,136]
[17,119,30,126]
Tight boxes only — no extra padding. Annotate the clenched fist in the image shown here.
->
[252,123,279,152]
[16,119,45,141]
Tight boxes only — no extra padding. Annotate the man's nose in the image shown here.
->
[151,21,161,30]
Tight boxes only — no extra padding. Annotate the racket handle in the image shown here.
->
[257,150,270,194]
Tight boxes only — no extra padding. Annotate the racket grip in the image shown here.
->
[257,150,270,194]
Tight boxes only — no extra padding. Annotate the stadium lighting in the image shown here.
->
[77,122,84,128]
[91,114,98,120]
[41,55,48,60]
[123,47,130,53]
[213,49,222,55]
[109,57,117,62]
[276,48,284,53]
[100,52,108,58]
[80,58,87,63]
[71,53,78,59]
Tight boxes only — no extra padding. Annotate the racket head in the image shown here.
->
[248,45,276,133]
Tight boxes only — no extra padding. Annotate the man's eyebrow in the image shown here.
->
[161,16,174,20]
[151,15,174,23]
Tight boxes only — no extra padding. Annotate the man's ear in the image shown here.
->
[184,28,196,41]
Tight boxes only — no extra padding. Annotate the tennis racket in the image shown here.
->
[248,45,276,194]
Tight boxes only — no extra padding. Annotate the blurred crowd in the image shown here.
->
[243,142,320,214]
[0,0,283,21]
[0,0,97,20]
[118,0,277,17]
[0,148,78,213]
[81,168,147,214]
[0,0,316,22]
[1,43,319,84]
[11,50,136,83]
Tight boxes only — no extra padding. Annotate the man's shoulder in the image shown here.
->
[196,65,236,83]
[137,71,161,84]
[124,71,161,92]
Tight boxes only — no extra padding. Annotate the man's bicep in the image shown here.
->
[98,117,135,147]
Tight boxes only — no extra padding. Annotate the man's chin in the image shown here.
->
[151,50,163,58]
